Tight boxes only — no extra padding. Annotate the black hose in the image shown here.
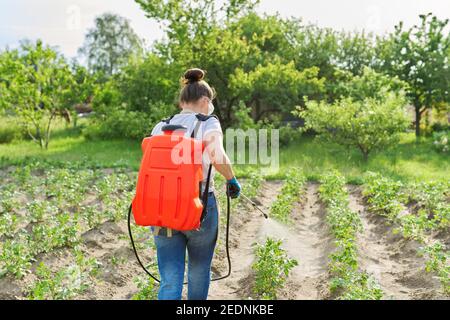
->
[127,204,160,283]
[210,193,231,281]
[127,193,232,284]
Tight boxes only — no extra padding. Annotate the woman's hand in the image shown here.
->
[226,177,241,199]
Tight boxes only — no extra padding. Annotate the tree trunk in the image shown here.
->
[415,104,422,138]
[73,113,78,128]
[358,144,369,162]
[363,152,369,162]
[36,126,43,149]
[44,112,55,149]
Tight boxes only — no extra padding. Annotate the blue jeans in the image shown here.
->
[152,192,219,300]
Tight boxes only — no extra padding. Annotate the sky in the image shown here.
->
[0,0,449,60]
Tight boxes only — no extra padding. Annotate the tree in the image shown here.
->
[230,62,325,121]
[334,31,376,76]
[229,12,296,67]
[135,0,271,127]
[134,0,379,127]
[296,69,410,160]
[330,67,407,102]
[78,13,143,77]
[376,13,450,137]
[136,0,259,44]
[69,62,97,105]
[64,62,99,127]
[117,53,180,112]
[281,21,376,81]
[0,40,74,149]
[297,93,410,161]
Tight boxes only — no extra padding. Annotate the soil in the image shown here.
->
[347,185,447,300]
[1,181,447,300]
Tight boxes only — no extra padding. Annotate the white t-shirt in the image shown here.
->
[150,110,223,192]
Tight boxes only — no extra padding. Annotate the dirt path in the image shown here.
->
[276,183,333,299]
[209,182,333,300]
[208,181,283,299]
[347,186,446,300]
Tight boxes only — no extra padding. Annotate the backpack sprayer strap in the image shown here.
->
[163,115,175,124]
[190,114,217,221]
[201,164,213,222]
[191,118,202,138]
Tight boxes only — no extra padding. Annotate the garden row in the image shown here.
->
[1,162,448,299]
[0,162,268,299]
[0,163,144,299]
[252,169,449,299]
[251,169,383,299]
[318,172,383,299]
[363,172,449,294]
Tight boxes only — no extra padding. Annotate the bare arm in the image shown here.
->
[204,131,234,180]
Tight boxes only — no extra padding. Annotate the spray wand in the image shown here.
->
[240,192,269,219]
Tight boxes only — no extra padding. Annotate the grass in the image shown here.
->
[277,133,449,183]
[0,136,142,169]
[0,125,448,183]
[0,118,142,169]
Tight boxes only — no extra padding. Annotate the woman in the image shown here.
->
[149,68,241,300]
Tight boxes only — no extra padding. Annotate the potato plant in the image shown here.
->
[0,163,138,288]
[319,171,383,300]
[26,200,57,224]
[27,250,100,300]
[0,212,19,238]
[83,205,103,229]
[363,172,435,242]
[420,242,450,294]
[30,213,80,254]
[0,233,33,279]
[363,172,450,294]
[270,168,306,222]
[0,190,19,215]
[244,170,264,198]
[132,276,158,300]
[406,181,450,230]
[252,237,298,300]
[362,172,407,222]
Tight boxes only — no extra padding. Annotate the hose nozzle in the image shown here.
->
[240,193,269,219]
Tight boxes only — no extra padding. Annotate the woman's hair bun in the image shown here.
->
[184,68,205,84]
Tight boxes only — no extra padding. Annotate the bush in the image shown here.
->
[431,122,449,133]
[84,78,175,140]
[433,131,449,153]
[83,104,172,139]
[278,124,301,147]
[230,103,300,147]
[83,108,154,140]
[296,93,410,161]
[0,117,27,144]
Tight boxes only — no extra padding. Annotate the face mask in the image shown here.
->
[207,100,215,115]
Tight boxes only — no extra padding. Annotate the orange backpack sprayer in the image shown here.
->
[127,114,232,283]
